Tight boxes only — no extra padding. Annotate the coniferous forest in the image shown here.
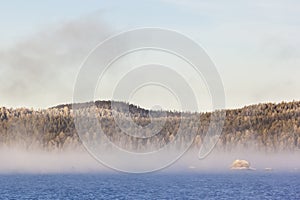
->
[0,100,300,152]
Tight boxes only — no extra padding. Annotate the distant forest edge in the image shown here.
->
[0,100,300,152]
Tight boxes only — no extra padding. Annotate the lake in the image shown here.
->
[0,172,299,199]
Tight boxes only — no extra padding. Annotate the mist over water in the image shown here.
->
[0,146,299,174]
[0,147,105,174]
[177,149,300,172]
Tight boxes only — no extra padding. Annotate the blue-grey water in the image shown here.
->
[0,172,299,199]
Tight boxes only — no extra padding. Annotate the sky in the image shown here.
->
[0,0,300,110]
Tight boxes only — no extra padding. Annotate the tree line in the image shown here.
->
[0,100,299,152]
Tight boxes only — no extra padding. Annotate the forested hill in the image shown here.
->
[0,100,300,152]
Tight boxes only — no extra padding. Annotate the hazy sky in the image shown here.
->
[0,0,299,110]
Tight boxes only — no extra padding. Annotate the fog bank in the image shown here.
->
[0,147,299,174]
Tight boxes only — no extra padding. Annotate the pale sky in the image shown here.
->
[0,0,300,110]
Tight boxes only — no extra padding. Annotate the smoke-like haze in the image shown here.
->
[0,14,112,109]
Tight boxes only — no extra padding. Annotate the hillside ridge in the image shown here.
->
[0,100,299,152]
